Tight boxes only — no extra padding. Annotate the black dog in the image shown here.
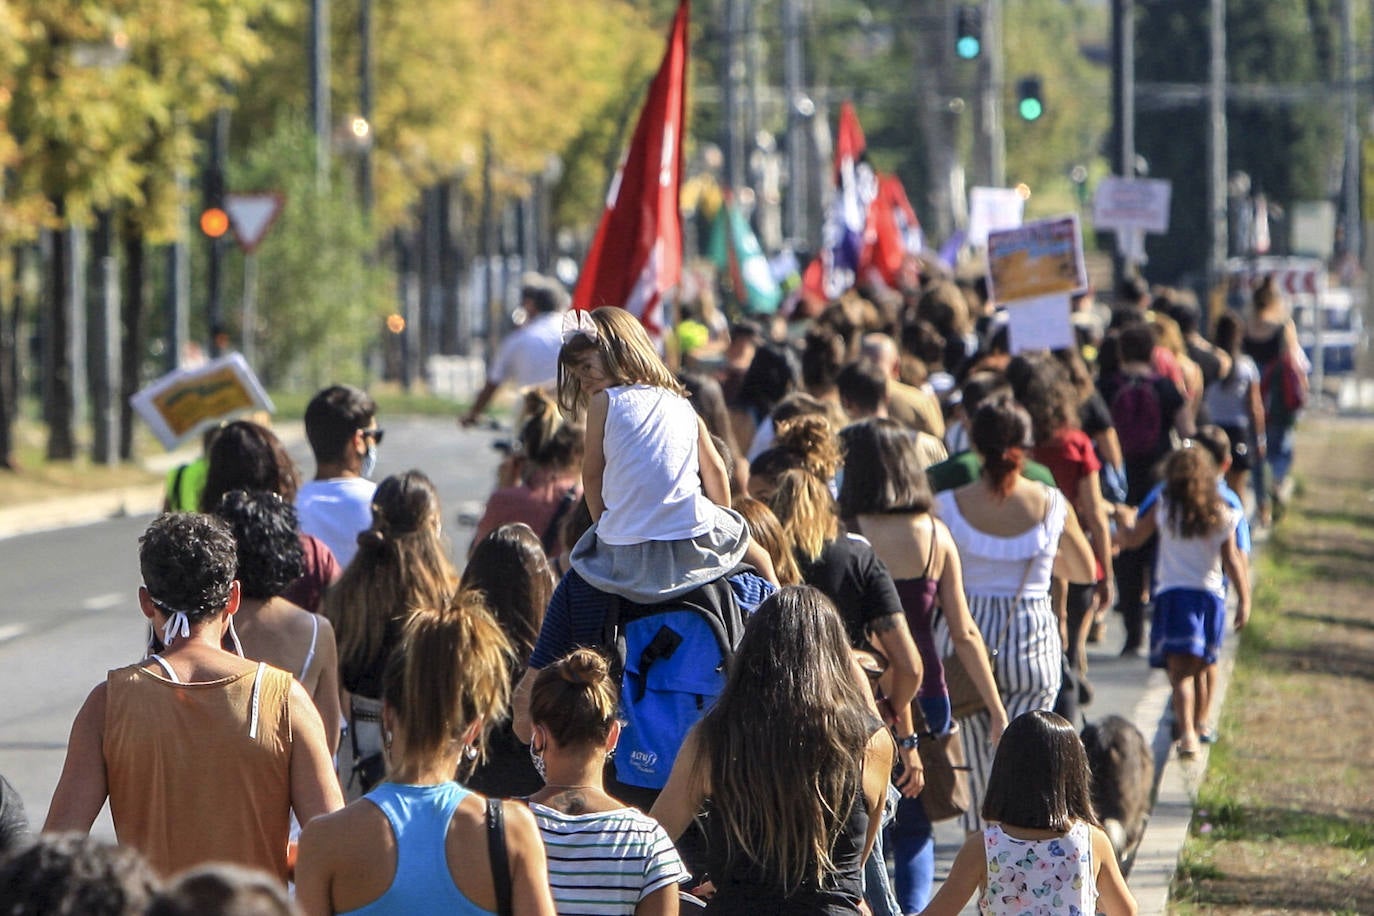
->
[1081,715,1155,870]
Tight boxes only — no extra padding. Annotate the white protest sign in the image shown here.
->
[130,353,274,450]
[1006,293,1076,354]
[1093,177,1171,234]
[967,187,1025,247]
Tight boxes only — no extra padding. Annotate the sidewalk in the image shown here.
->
[0,422,306,542]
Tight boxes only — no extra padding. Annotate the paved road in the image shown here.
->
[0,416,506,834]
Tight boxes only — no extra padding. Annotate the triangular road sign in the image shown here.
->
[225,192,284,254]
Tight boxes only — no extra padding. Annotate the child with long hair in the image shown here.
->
[920,710,1136,916]
[558,306,775,603]
[1117,445,1249,756]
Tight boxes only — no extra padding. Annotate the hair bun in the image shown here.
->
[559,648,610,687]
[357,528,386,550]
[774,415,841,480]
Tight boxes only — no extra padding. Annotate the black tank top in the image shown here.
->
[703,782,868,914]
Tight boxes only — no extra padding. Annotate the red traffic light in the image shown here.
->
[200,207,230,239]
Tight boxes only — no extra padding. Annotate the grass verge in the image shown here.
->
[1171,418,1374,915]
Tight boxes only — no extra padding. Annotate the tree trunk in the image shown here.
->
[0,248,18,470]
[45,200,77,462]
[120,211,146,461]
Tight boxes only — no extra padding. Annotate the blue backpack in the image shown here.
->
[601,572,750,790]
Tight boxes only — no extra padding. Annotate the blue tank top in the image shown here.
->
[344,782,493,916]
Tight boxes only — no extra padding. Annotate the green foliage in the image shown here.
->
[222,120,388,389]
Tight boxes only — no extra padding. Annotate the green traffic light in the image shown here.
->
[1019,98,1043,121]
[956,36,981,60]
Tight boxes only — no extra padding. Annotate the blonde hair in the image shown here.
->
[324,471,458,693]
[385,591,514,769]
[766,416,842,562]
[557,307,685,416]
[529,648,618,748]
[735,496,802,586]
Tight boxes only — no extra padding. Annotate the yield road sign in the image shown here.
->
[224,193,284,254]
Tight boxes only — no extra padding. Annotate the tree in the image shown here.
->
[1135,0,1341,284]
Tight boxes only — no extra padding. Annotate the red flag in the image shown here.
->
[864,174,923,287]
[571,0,689,338]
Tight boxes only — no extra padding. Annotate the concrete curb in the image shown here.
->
[0,485,166,541]
[1124,564,1246,914]
[0,421,308,542]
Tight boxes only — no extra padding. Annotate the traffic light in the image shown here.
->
[955,5,982,60]
[200,166,229,239]
[1016,76,1044,122]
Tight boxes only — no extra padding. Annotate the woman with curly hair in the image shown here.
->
[937,397,1095,833]
[651,586,894,913]
[324,470,458,801]
[214,489,342,754]
[201,419,341,613]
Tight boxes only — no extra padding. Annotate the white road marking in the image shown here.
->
[0,623,28,644]
[81,592,125,612]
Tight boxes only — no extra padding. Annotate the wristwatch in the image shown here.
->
[896,733,921,751]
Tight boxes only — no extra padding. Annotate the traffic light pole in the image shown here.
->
[1111,0,1137,284]
[980,0,1005,188]
[206,108,229,357]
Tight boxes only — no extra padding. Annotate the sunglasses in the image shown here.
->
[361,428,385,446]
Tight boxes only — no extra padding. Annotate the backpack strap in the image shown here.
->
[486,797,513,916]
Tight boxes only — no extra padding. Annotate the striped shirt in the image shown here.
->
[530,803,688,914]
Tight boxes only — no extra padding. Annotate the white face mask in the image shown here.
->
[360,443,378,479]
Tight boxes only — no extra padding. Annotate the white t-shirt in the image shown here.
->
[487,310,564,388]
[295,477,377,568]
[597,385,713,546]
[1153,497,1242,598]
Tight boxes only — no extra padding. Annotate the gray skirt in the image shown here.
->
[569,505,750,605]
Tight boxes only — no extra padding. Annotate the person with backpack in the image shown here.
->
[1098,323,1191,657]
[650,586,895,914]
[1242,275,1309,523]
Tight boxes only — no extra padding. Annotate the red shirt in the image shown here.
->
[1033,429,1104,580]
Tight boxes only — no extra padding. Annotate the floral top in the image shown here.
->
[979,821,1097,916]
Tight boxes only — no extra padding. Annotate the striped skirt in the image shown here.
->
[936,592,1063,832]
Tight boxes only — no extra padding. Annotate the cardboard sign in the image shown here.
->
[967,187,1025,247]
[130,354,274,449]
[1007,294,1077,354]
[986,215,1087,304]
[1093,177,1171,234]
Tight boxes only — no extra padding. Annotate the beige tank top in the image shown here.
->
[103,660,295,881]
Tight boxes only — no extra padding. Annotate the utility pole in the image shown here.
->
[1111,0,1137,284]
[1207,0,1228,294]
[1339,0,1359,265]
[359,0,374,219]
[978,0,1005,188]
[206,109,229,357]
[781,0,808,245]
[722,0,746,191]
[310,0,331,189]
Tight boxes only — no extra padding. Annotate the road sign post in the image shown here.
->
[224,193,284,369]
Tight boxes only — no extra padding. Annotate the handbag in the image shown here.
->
[911,706,970,822]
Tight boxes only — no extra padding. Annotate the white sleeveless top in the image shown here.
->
[597,385,714,546]
[937,486,1067,599]
[979,821,1097,915]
